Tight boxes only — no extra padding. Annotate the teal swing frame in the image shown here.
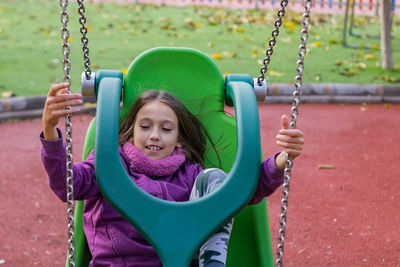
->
[69,47,274,266]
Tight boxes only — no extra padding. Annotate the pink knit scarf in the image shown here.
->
[122,142,186,177]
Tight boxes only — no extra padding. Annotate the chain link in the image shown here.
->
[256,0,288,86]
[60,0,75,266]
[275,0,312,266]
[77,0,92,79]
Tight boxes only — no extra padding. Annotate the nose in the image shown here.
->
[149,128,160,141]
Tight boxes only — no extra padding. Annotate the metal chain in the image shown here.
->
[256,0,288,86]
[275,0,312,266]
[60,0,75,266]
[77,0,92,79]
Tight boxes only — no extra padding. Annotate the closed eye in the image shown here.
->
[162,128,172,132]
[140,125,150,129]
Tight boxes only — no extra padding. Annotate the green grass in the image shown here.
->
[0,0,399,97]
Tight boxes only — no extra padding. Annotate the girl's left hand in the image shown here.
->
[275,115,304,169]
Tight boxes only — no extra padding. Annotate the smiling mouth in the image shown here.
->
[145,146,162,151]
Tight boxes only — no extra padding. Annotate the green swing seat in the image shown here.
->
[69,47,274,266]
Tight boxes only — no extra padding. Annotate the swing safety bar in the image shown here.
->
[92,71,262,267]
[81,71,267,103]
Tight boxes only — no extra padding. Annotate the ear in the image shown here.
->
[176,142,183,148]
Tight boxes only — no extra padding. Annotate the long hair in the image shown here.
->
[118,90,220,167]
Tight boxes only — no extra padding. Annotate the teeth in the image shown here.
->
[147,146,161,151]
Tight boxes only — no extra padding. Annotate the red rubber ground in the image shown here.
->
[0,103,399,266]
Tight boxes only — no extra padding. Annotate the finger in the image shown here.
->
[60,88,69,95]
[276,134,304,145]
[276,140,304,151]
[281,115,289,130]
[276,142,303,156]
[50,107,81,117]
[47,99,83,110]
[48,83,70,96]
[46,93,82,106]
[278,129,304,138]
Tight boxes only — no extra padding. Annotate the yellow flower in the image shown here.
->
[87,25,92,31]
[67,37,72,42]
[121,69,127,75]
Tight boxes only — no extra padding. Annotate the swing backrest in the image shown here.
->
[122,47,236,169]
[72,47,274,266]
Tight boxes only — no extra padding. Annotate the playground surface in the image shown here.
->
[0,103,399,266]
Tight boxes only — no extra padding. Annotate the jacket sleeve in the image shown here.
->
[39,128,100,202]
[248,153,285,205]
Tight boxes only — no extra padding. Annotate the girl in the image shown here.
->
[40,82,304,267]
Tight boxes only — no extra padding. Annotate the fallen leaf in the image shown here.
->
[371,45,379,51]
[297,247,307,254]
[236,27,245,33]
[355,62,367,69]
[317,164,335,169]
[364,54,377,61]
[375,75,400,83]
[211,53,222,60]
[340,69,358,77]
[283,19,297,31]
[384,104,392,108]
[335,60,344,66]
[281,36,292,43]
[269,70,283,77]
[1,91,16,98]
[310,41,323,47]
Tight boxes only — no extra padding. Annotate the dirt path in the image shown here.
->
[0,103,399,266]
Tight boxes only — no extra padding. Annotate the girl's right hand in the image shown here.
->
[42,83,82,140]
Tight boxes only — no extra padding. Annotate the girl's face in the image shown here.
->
[133,100,182,160]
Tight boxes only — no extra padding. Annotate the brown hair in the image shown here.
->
[118,90,220,167]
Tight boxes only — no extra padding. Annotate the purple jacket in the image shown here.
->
[40,130,284,267]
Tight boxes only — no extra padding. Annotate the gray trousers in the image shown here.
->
[189,168,234,267]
